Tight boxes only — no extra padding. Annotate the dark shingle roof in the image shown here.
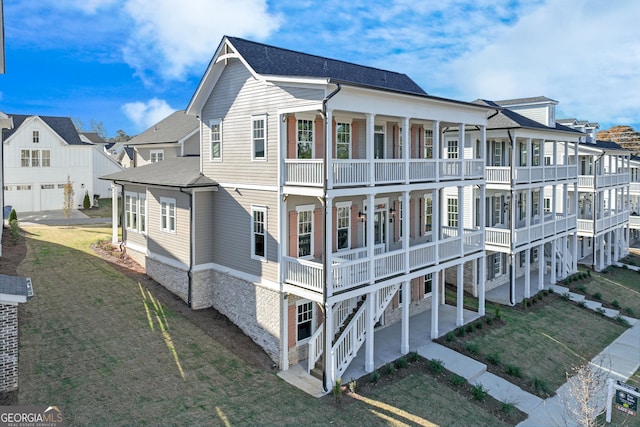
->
[580,140,626,150]
[2,114,90,145]
[126,110,199,146]
[100,156,217,188]
[494,96,558,106]
[0,275,33,302]
[226,36,427,96]
[80,132,107,144]
[474,99,582,135]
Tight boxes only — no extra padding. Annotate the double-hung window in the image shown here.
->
[336,202,350,250]
[125,192,146,234]
[32,130,40,143]
[42,150,51,167]
[297,119,313,159]
[210,119,222,160]
[150,150,164,163]
[31,150,40,167]
[447,140,458,159]
[424,129,433,158]
[252,115,266,160]
[336,122,351,159]
[21,150,30,167]
[447,198,458,227]
[297,301,313,342]
[160,197,176,233]
[424,195,433,233]
[424,273,433,297]
[297,205,313,258]
[251,206,267,260]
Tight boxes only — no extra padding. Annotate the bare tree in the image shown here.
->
[560,358,609,427]
[63,175,75,226]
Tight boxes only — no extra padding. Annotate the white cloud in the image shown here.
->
[440,0,640,127]
[65,0,120,14]
[122,0,282,81]
[122,98,175,130]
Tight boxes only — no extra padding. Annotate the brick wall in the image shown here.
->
[0,304,18,392]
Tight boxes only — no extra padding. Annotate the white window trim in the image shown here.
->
[423,193,433,235]
[160,197,176,234]
[125,191,138,232]
[139,194,147,235]
[251,114,267,161]
[296,204,315,259]
[493,253,502,278]
[125,191,147,234]
[335,201,352,251]
[251,205,267,261]
[296,118,315,159]
[335,120,352,160]
[210,118,222,161]
[150,149,164,163]
[296,299,315,345]
[424,273,433,298]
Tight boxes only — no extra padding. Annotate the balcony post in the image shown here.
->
[326,110,334,190]
[325,196,333,297]
[365,290,375,372]
[458,123,465,179]
[478,256,486,316]
[401,281,410,354]
[524,248,531,298]
[367,194,375,283]
[572,233,578,272]
[323,303,334,391]
[433,121,440,182]
[458,185,464,255]
[538,242,544,290]
[366,113,375,187]
[403,117,410,184]
[431,270,440,338]
[550,239,557,284]
[456,263,464,326]
[403,190,410,269]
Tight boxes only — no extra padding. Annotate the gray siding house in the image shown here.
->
[103,36,494,391]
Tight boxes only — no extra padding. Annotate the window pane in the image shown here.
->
[31,150,40,167]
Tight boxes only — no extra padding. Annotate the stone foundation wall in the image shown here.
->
[382,295,431,326]
[0,304,18,392]
[146,258,189,304]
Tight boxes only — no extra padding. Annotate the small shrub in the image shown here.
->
[9,219,19,244]
[595,307,606,316]
[464,342,479,355]
[542,289,549,296]
[445,332,455,342]
[348,379,357,393]
[333,378,342,403]
[83,191,91,209]
[563,279,570,287]
[622,264,629,269]
[494,306,502,321]
[615,315,630,327]
[408,351,419,363]
[587,270,591,277]
[592,292,602,300]
[561,292,571,301]
[394,357,408,370]
[577,300,586,308]
[548,287,554,294]
[485,316,493,326]
[486,352,501,366]
[455,327,466,338]
[624,307,635,316]
[8,208,17,223]
[533,377,552,396]
[530,297,537,305]
[536,292,543,301]
[522,299,528,309]
[428,359,444,374]
[501,401,517,416]
[475,321,483,330]
[505,364,522,378]
[471,383,488,401]
[449,374,465,387]
[466,323,474,333]
[576,285,587,294]
[370,370,380,384]
[384,363,394,375]
[611,300,620,309]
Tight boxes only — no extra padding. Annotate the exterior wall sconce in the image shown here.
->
[389,207,396,222]
[358,211,367,222]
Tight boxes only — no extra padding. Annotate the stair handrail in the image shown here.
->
[307,326,324,374]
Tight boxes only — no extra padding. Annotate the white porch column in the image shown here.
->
[403,117,410,184]
[401,281,410,354]
[326,110,334,190]
[431,270,440,339]
[550,239,557,284]
[365,291,375,373]
[538,243,544,290]
[524,248,531,298]
[366,113,375,186]
[598,235,605,271]
[458,185,464,254]
[456,263,464,326]
[325,196,333,297]
[367,194,375,283]
[458,123,465,179]
[572,233,578,273]
[433,121,440,181]
[510,253,516,306]
[478,256,486,316]
[323,303,334,390]
[111,182,119,244]
[614,228,620,263]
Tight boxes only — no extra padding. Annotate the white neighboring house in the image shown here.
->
[2,114,124,213]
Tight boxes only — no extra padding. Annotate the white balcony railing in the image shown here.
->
[333,160,369,186]
[630,215,640,230]
[285,159,323,186]
[486,166,510,183]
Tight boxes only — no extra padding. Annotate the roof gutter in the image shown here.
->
[321,82,341,393]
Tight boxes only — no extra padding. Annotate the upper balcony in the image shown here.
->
[578,173,630,190]
[285,158,485,188]
[577,209,630,235]
[485,212,577,249]
[630,214,640,230]
[283,227,483,297]
[486,165,577,185]
[630,182,640,195]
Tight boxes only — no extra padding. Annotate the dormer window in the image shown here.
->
[33,130,39,143]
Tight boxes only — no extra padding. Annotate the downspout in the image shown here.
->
[507,130,515,305]
[180,187,194,308]
[321,82,341,392]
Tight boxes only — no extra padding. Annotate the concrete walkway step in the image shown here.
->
[417,341,486,382]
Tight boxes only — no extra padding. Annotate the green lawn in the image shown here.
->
[14,224,513,427]
[446,296,627,396]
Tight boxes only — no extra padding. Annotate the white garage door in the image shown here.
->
[40,183,65,210]
[4,185,34,213]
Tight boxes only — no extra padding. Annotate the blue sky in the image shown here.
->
[1,0,639,138]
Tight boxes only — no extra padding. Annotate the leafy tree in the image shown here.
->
[63,175,75,225]
[114,129,131,142]
[90,119,107,139]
